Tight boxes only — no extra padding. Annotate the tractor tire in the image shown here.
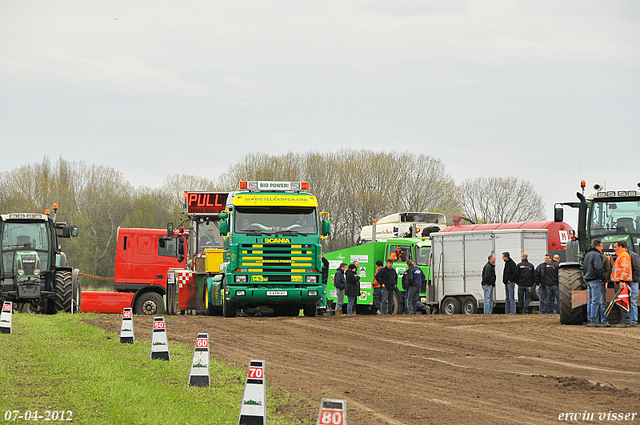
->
[441,297,462,315]
[134,292,164,316]
[462,297,478,314]
[559,267,586,325]
[54,271,73,313]
[303,303,318,317]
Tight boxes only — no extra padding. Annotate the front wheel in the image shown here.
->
[559,267,586,325]
[222,280,236,317]
[303,303,317,317]
[54,270,73,313]
[134,292,164,315]
[392,289,404,315]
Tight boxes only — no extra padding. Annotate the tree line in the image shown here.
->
[0,153,545,287]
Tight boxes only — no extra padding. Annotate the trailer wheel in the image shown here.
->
[134,292,164,316]
[462,297,478,314]
[303,303,317,317]
[53,270,73,313]
[559,267,586,325]
[441,297,461,315]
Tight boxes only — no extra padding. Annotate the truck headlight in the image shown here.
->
[17,269,24,276]
[34,269,40,275]
[236,290,246,296]
[308,290,318,296]
[235,275,248,283]
[305,276,318,283]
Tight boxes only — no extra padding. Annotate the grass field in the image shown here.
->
[0,313,302,424]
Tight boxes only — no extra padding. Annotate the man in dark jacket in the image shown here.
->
[584,240,606,327]
[535,255,549,314]
[375,259,397,314]
[405,260,426,314]
[516,253,535,314]
[545,254,560,314]
[502,252,518,314]
[334,263,347,316]
[481,253,496,314]
[345,264,360,316]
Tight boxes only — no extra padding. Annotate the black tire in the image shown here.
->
[134,292,164,316]
[441,297,462,315]
[392,289,404,315]
[54,270,73,313]
[559,267,586,325]
[462,297,478,314]
[303,303,317,317]
[222,280,236,317]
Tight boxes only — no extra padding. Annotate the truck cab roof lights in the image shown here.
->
[240,181,311,193]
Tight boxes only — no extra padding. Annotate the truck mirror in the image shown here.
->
[322,218,330,236]
[167,222,174,236]
[56,223,71,238]
[70,225,79,237]
[178,238,185,257]
[219,219,229,236]
[554,207,563,223]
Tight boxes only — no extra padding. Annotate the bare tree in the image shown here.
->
[458,176,546,223]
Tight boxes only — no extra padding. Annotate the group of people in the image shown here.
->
[481,243,639,327]
[583,240,638,328]
[482,251,562,315]
[332,257,426,316]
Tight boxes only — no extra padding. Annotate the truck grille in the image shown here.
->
[240,244,315,282]
[20,254,37,276]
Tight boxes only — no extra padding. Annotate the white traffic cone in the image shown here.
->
[238,360,267,425]
[120,308,134,344]
[150,317,170,360]
[316,399,347,425]
[188,333,210,387]
[0,301,12,334]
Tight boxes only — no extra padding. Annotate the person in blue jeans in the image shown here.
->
[405,260,426,314]
[344,264,360,316]
[502,252,518,314]
[535,255,549,314]
[583,240,606,327]
[481,254,496,314]
[545,254,560,314]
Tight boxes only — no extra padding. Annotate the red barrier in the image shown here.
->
[81,291,135,314]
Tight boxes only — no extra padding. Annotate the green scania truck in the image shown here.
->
[203,181,330,317]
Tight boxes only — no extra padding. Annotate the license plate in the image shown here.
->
[267,291,287,296]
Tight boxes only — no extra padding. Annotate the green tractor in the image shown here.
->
[0,208,80,314]
[555,182,640,324]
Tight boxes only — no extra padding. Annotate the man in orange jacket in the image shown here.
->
[611,241,632,328]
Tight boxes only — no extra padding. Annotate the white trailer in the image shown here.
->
[430,229,549,314]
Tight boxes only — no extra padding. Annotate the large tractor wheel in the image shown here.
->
[134,292,164,315]
[54,271,73,313]
[559,267,586,325]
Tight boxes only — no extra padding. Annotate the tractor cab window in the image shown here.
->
[197,221,223,253]
[388,245,411,262]
[590,200,640,236]
[415,246,430,267]
[1,221,50,274]
[234,207,319,236]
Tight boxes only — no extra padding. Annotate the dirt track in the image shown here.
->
[85,314,640,424]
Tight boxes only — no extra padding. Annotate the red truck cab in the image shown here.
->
[113,228,188,314]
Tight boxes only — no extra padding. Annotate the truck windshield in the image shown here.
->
[235,207,318,235]
[590,200,640,237]
[1,221,50,274]
[197,221,223,252]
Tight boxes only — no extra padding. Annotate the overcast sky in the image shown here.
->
[1,1,639,223]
